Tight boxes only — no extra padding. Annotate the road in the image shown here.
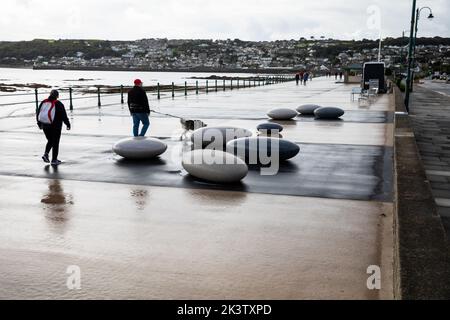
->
[411,80,450,239]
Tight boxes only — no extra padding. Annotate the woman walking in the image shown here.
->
[36,89,71,166]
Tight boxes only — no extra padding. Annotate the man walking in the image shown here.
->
[36,89,71,166]
[127,79,150,137]
[295,72,300,85]
[303,72,309,85]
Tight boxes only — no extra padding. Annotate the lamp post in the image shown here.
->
[412,7,434,76]
[404,0,417,112]
[404,1,434,111]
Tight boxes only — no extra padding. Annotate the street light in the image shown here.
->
[412,7,434,67]
[404,1,434,111]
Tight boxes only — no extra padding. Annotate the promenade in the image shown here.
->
[0,77,395,299]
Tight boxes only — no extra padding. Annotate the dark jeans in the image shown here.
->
[43,125,62,161]
[132,113,150,137]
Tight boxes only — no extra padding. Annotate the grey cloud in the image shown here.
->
[0,0,448,41]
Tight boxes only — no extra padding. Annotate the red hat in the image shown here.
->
[134,79,143,85]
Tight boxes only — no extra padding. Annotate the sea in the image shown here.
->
[0,67,264,117]
[0,67,259,89]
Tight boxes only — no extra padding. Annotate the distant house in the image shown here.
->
[343,63,363,84]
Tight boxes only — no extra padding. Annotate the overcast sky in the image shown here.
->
[0,0,448,41]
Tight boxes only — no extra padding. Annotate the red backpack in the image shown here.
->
[38,99,57,124]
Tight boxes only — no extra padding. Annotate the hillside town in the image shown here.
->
[1,37,450,75]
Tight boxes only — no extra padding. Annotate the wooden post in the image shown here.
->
[97,87,101,107]
[69,87,73,111]
[34,88,39,112]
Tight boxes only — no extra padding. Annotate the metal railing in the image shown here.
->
[0,75,295,112]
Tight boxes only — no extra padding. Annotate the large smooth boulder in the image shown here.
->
[314,107,345,119]
[257,122,284,134]
[113,137,167,159]
[267,108,298,120]
[297,104,321,115]
[182,150,248,183]
[226,137,300,163]
[191,126,252,149]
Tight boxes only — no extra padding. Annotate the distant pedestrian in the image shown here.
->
[300,72,304,85]
[128,79,150,137]
[36,89,71,166]
[303,72,309,85]
[295,72,300,85]
[339,72,343,80]
[335,72,338,80]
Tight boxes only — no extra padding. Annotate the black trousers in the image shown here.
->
[43,126,62,161]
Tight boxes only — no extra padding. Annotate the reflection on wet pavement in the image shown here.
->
[130,189,149,211]
[40,179,74,233]
[187,188,248,208]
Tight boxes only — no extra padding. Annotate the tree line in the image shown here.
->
[0,39,123,60]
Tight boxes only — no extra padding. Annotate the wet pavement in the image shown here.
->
[0,77,395,299]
